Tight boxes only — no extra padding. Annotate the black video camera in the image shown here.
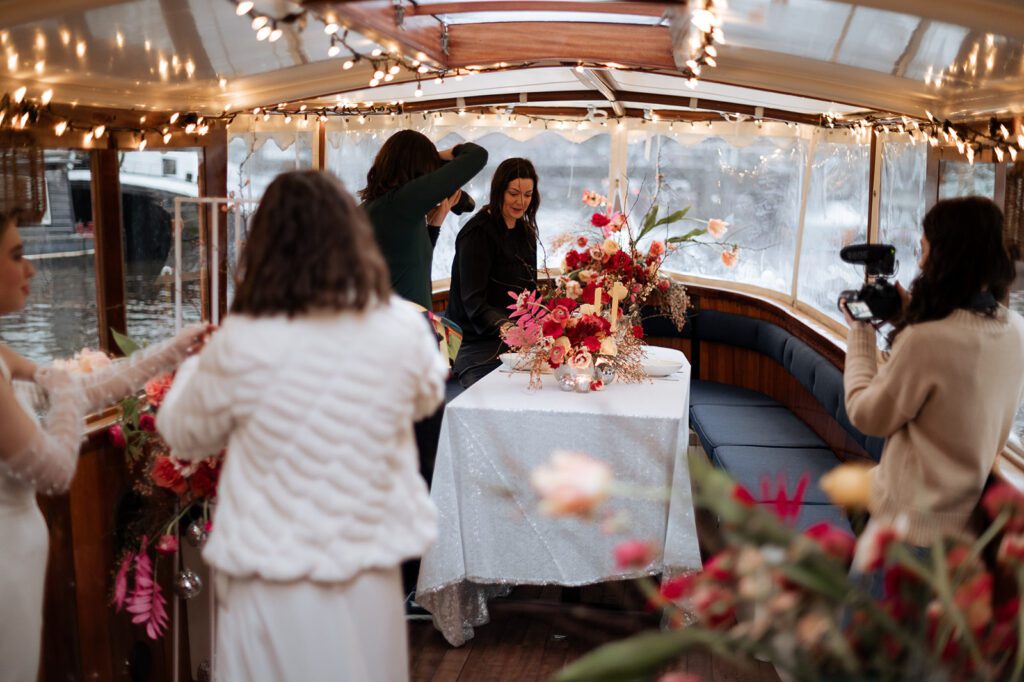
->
[451,190,475,215]
[839,243,902,322]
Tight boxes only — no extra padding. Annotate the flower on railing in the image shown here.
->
[106,334,221,641]
[52,347,113,374]
[534,452,1024,682]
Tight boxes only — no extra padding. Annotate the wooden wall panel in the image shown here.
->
[91,150,127,353]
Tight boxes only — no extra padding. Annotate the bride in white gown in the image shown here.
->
[0,209,206,681]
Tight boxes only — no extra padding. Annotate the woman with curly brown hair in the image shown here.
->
[842,196,1024,556]
[158,170,446,682]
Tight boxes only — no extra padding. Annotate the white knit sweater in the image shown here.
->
[157,298,446,582]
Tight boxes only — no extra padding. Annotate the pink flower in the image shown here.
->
[607,212,626,233]
[582,190,608,207]
[531,450,613,517]
[139,413,156,433]
[145,373,174,408]
[657,278,671,291]
[125,539,169,640]
[576,235,588,248]
[151,456,188,496]
[983,482,1024,531]
[998,533,1024,564]
[589,379,604,391]
[113,551,134,611]
[614,539,655,569]
[155,534,179,554]
[549,345,567,368]
[706,219,729,239]
[648,240,666,258]
[720,247,739,268]
[852,521,903,572]
[108,424,126,448]
[571,349,593,370]
[549,306,570,325]
[591,212,611,228]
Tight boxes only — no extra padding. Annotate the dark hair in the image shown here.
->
[889,196,1014,345]
[0,208,24,237]
[486,157,540,235]
[359,130,441,203]
[231,170,391,317]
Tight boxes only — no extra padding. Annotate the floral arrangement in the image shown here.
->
[51,347,113,374]
[530,450,1024,682]
[501,191,735,389]
[107,334,220,640]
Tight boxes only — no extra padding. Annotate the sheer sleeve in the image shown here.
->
[75,324,204,413]
[1,368,86,494]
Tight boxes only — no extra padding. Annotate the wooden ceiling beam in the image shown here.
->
[844,0,1024,41]
[313,2,448,67]
[406,2,668,18]
[447,22,674,70]
[0,0,130,27]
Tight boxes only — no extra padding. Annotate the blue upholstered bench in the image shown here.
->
[645,309,883,535]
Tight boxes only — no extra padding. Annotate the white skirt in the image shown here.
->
[215,567,408,682]
[0,495,48,682]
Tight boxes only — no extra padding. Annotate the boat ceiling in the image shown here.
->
[1,0,1023,121]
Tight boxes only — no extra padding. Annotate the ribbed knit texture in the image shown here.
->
[157,298,446,582]
[844,307,1024,545]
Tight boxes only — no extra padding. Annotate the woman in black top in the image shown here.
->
[448,158,540,387]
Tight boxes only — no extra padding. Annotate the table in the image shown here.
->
[416,351,701,646]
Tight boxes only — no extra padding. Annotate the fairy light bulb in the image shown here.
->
[169,112,180,124]
[269,27,282,42]
[251,16,268,30]
[138,137,147,150]
[414,84,423,97]
[84,131,93,144]
[13,86,26,103]
[384,73,394,82]
[7,53,17,71]
[256,25,272,41]
[116,31,124,48]
[163,132,171,144]
[342,59,354,70]
[185,123,195,133]
[54,120,68,136]
[93,125,105,139]
[388,64,400,75]
[236,1,254,15]
[373,68,385,80]
[371,48,382,57]
[76,41,86,57]
[328,44,340,57]
[369,78,379,87]
[41,88,53,105]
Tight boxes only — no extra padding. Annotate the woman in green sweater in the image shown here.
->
[841,197,1024,563]
[360,130,488,310]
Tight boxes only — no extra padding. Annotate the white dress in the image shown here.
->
[0,355,49,682]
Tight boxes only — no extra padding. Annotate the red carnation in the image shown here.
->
[632,325,644,339]
[139,414,157,433]
[583,336,601,353]
[151,456,188,495]
[155,534,179,554]
[542,319,565,338]
[189,459,220,499]
[591,212,611,228]
[108,424,127,449]
[565,250,580,270]
[804,522,855,564]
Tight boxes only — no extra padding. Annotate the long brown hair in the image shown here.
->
[0,208,24,237]
[888,196,1014,345]
[231,171,391,317]
[486,157,540,236]
[359,130,441,203]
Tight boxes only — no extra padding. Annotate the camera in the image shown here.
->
[839,243,902,322]
[451,191,475,215]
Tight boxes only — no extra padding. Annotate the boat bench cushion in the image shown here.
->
[690,380,780,407]
[711,445,842,505]
[690,405,828,450]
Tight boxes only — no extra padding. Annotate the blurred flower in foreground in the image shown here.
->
[531,450,613,517]
[819,463,873,509]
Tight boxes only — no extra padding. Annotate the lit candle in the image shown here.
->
[609,282,628,331]
[593,286,603,315]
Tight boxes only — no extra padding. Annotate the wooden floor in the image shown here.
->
[408,583,780,682]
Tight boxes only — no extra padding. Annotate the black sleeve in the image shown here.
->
[456,222,508,336]
[427,224,441,248]
[391,142,489,221]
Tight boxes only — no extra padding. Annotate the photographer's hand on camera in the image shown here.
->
[427,189,462,228]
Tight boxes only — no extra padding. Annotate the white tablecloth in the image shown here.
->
[416,352,701,646]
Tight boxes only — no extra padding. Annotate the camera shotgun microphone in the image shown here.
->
[840,244,896,277]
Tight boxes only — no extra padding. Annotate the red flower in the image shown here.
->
[589,379,604,391]
[614,539,655,569]
[804,522,855,564]
[659,575,694,601]
[982,482,1024,530]
[108,424,127,448]
[658,278,671,291]
[550,297,578,313]
[541,319,565,338]
[155,534,179,554]
[731,483,755,506]
[591,212,611,228]
[145,373,174,409]
[189,459,220,499]
[632,325,644,339]
[582,335,601,353]
[703,553,734,582]
[576,236,588,248]
[565,250,580,270]
[151,456,188,495]
[139,414,156,433]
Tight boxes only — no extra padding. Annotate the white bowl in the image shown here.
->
[641,346,685,377]
[499,352,553,373]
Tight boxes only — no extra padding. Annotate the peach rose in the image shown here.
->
[707,218,729,239]
[564,280,583,300]
[720,247,739,268]
[648,240,666,258]
[531,450,613,517]
[578,269,597,284]
[145,373,175,408]
[601,238,620,257]
[819,463,873,509]
[571,349,593,370]
[599,336,618,356]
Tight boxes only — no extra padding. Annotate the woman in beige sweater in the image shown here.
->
[842,196,1024,553]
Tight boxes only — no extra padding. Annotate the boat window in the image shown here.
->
[797,139,870,323]
[879,139,928,287]
[3,150,98,363]
[938,160,997,201]
[635,130,805,295]
[119,150,202,347]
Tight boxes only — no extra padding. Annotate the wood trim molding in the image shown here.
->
[405,2,668,18]
[90,149,126,353]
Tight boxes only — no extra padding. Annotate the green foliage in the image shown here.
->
[111,329,142,357]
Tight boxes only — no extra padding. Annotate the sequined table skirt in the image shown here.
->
[416,362,702,646]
